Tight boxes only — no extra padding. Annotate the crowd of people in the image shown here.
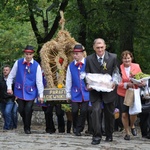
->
[0,39,150,145]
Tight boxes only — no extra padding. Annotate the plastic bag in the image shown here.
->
[129,88,142,115]
[112,67,122,85]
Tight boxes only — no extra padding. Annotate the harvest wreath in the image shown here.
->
[40,11,78,88]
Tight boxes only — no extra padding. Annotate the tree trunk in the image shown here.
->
[120,22,134,53]
[77,0,87,47]
[119,1,137,54]
[28,0,69,62]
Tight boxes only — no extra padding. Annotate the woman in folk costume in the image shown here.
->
[65,44,89,136]
[7,45,44,134]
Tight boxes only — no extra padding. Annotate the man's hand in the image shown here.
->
[112,83,116,90]
[7,89,13,95]
[127,82,134,88]
[66,98,71,103]
[137,80,146,87]
[87,84,93,91]
[38,97,44,104]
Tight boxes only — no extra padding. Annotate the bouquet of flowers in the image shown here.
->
[130,72,150,85]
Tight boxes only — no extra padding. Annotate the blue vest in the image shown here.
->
[14,58,38,100]
[69,59,89,102]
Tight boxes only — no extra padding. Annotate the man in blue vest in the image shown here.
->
[7,45,44,134]
[65,44,89,136]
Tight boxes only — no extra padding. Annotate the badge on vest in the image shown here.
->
[26,66,30,73]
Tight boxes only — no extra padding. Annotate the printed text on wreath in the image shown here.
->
[44,88,66,101]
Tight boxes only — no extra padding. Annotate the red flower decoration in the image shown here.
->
[59,57,64,65]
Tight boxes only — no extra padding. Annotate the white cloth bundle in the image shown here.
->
[86,73,113,92]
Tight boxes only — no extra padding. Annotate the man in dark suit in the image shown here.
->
[85,38,118,145]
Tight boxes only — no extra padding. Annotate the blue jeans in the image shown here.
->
[11,102,18,129]
[1,99,18,130]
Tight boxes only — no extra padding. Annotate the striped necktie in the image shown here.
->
[98,58,103,66]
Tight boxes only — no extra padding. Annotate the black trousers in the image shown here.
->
[91,100,115,140]
[103,102,115,137]
[139,99,150,136]
[86,105,93,133]
[139,110,150,137]
[17,99,34,131]
[72,101,88,133]
[42,104,65,132]
[114,95,123,131]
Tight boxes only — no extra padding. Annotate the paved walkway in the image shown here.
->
[0,124,149,150]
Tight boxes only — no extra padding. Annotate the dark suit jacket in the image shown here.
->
[0,76,15,102]
[85,51,118,104]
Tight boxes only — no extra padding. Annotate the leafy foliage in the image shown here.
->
[0,0,150,74]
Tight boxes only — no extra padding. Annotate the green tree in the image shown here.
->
[0,0,150,73]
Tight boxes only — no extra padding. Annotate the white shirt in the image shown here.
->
[125,66,131,78]
[124,66,131,89]
[6,58,44,98]
[96,54,105,64]
[65,58,85,99]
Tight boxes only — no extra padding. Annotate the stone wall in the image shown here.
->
[0,111,46,125]
[18,111,46,125]
[0,104,59,126]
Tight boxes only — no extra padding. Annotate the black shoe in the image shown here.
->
[46,129,56,134]
[131,128,137,136]
[59,130,65,133]
[91,139,100,145]
[75,132,81,136]
[105,136,113,142]
[47,131,55,134]
[124,134,130,140]
[25,130,31,134]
